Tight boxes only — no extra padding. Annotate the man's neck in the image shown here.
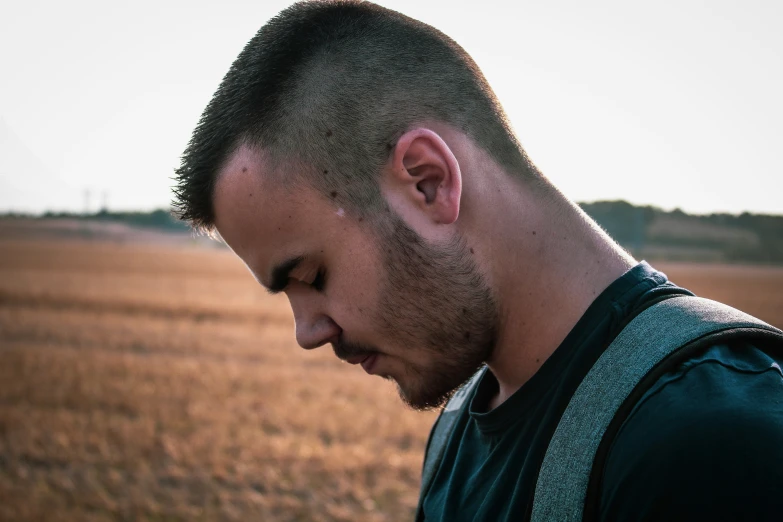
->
[474,182,636,410]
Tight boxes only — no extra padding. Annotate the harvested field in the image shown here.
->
[0,236,434,522]
[654,261,783,328]
[1,225,781,521]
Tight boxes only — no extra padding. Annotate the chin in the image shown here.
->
[394,378,455,412]
[391,358,486,411]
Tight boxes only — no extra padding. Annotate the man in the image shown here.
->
[172,1,783,520]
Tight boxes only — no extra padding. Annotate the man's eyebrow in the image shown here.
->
[265,255,305,294]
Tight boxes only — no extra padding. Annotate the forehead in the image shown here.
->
[212,144,334,274]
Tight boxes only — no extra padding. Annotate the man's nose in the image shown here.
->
[288,293,341,350]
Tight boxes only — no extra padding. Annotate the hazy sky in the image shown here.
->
[2,0,781,215]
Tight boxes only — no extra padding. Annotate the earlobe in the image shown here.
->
[390,128,462,225]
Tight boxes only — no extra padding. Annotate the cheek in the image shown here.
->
[340,267,381,334]
[325,265,377,329]
[343,280,375,320]
[327,223,387,328]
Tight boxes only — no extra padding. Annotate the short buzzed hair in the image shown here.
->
[172,0,542,233]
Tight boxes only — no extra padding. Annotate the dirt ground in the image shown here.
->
[1,221,781,521]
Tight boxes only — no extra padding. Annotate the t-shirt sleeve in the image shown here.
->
[599,343,783,522]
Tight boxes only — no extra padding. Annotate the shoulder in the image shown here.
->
[599,342,783,522]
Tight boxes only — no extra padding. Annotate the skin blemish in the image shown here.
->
[323,170,328,174]
[470,248,474,254]
[242,167,247,173]
[248,192,253,197]
[336,208,345,218]
[325,129,333,137]
[330,191,338,199]
[358,217,363,222]
[536,358,541,364]
[464,331,471,340]
[532,231,537,235]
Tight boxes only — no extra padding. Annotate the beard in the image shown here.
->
[358,212,499,411]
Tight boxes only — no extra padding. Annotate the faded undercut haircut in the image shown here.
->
[172,0,544,233]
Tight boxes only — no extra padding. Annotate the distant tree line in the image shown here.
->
[579,201,783,264]
[33,209,191,233]
[2,202,781,264]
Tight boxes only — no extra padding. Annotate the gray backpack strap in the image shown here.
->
[415,367,486,521]
[531,296,783,522]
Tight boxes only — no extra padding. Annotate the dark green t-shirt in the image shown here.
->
[421,262,783,521]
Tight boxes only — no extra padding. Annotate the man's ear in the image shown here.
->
[386,128,462,225]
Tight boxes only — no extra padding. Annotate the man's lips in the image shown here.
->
[343,354,371,365]
[342,353,378,374]
[360,354,377,374]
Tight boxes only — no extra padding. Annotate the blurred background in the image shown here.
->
[1,1,782,521]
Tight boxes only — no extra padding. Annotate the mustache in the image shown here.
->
[332,337,378,360]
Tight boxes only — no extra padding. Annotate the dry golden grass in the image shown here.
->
[0,231,781,522]
[0,237,435,522]
[655,261,783,327]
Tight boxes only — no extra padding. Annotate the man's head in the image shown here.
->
[173,1,550,409]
